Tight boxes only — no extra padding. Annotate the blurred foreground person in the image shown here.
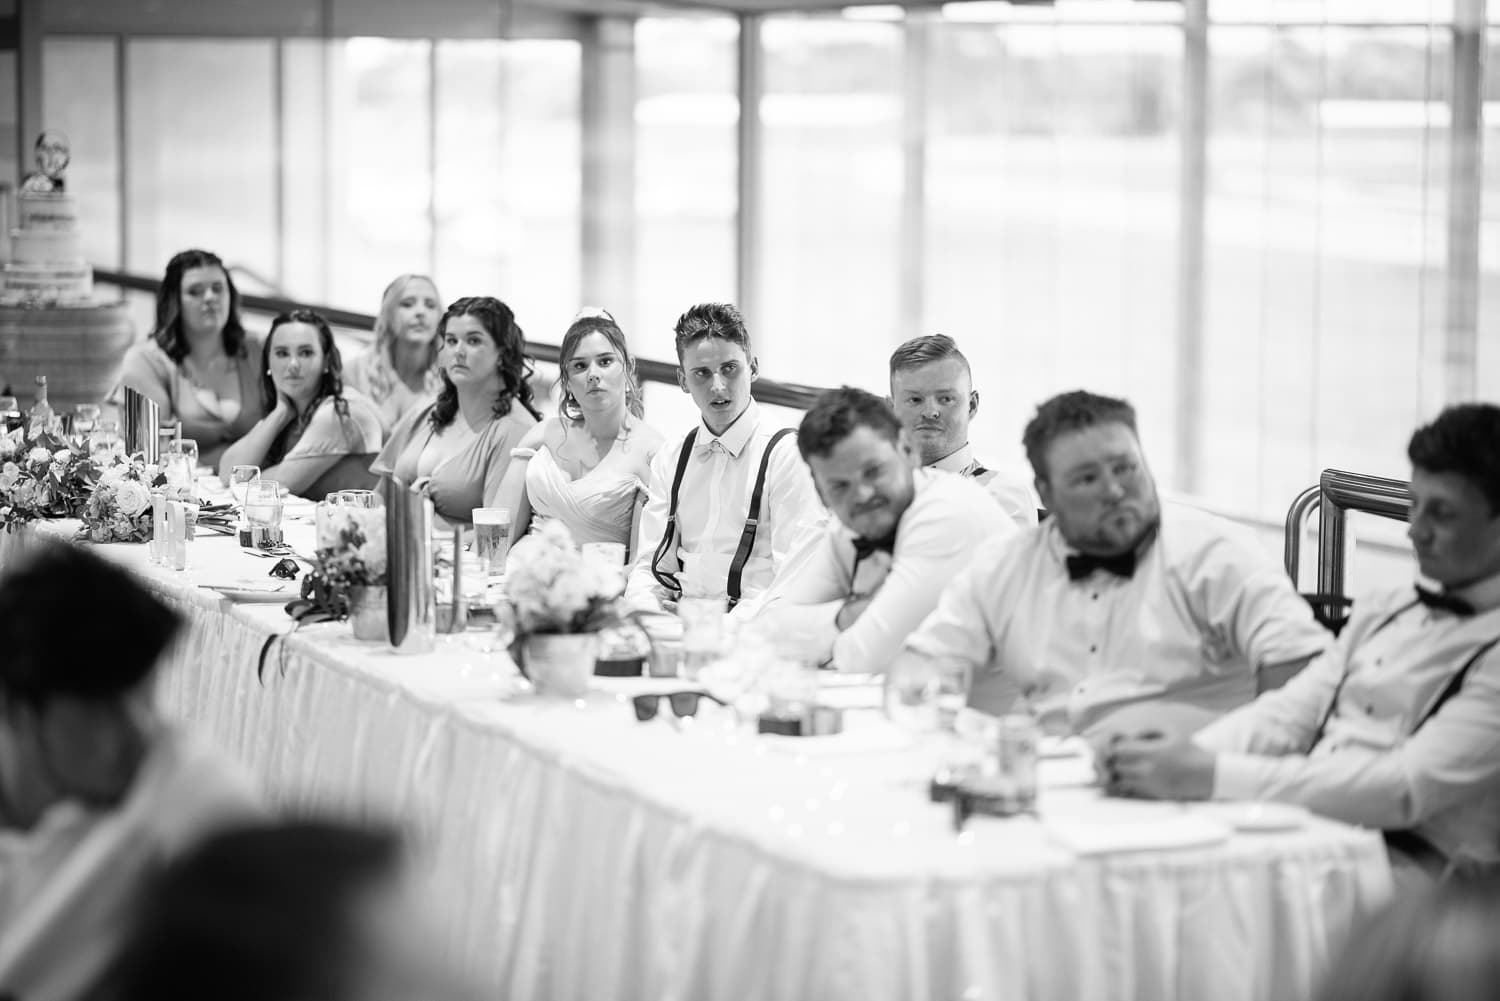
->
[1106,404,1500,884]
[1314,873,1500,1001]
[0,543,259,1001]
[116,821,476,1001]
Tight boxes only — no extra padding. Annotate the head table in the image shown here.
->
[0,520,1392,1001]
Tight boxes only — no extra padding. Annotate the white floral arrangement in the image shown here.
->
[0,426,100,532]
[505,520,625,635]
[313,504,388,588]
[77,455,163,543]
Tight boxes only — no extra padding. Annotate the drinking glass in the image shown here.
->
[678,597,726,681]
[164,451,195,497]
[933,657,973,732]
[230,465,261,508]
[73,403,100,435]
[334,489,380,508]
[883,654,941,736]
[90,421,121,459]
[471,507,512,581]
[243,479,284,546]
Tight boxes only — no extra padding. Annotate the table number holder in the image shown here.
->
[122,387,159,462]
[383,475,435,654]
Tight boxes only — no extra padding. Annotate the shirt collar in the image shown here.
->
[928,442,974,474]
[1043,513,1159,573]
[1447,568,1500,615]
[696,399,760,459]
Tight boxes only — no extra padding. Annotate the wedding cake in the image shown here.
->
[2,190,92,305]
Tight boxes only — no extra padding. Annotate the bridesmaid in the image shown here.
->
[496,309,664,557]
[118,249,264,466]
[372,296,541,526]
[343,273,443,434]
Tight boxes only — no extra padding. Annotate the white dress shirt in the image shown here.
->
[749,469,1013,672]
[905,501,1331,735]
[0,725,261,1001]
[627,401,824,608]
[929,443,1039,530]
[1196,571,1500,870]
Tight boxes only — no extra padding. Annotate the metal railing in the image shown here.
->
[1284,468,1412,599]
[94,268,827,412]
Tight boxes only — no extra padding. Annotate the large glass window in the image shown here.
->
[42,37,121,269]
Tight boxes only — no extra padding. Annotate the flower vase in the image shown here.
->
[349,585,388,642]
[522,633,599,698]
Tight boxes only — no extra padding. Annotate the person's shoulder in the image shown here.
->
[145,727,263,846]
[520,417,562,451]
[122,337,172,373]
[631,419,668,452]
[1159,499,1280,582]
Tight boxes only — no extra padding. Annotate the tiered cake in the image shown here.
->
[2,191,92,305]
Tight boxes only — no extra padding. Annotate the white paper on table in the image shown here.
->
[1044,810,1232,856]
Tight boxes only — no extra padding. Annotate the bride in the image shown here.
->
[496,309,663,557]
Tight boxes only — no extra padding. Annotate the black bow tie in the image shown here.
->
[1414,585,1475,617]
[1066,551,1136,582]
[852,532,897,562]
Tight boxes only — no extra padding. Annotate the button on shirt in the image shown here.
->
[627,401,824,608]
[929,443,1039,530]
[749,469,1014,673]
[904,501,1331,735]
[1196,571,1500,869]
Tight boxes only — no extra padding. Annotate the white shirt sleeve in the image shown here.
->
[1203,651,1500,829]
[746,527,847,661]
[903,533,1013,671]
[1194,640,1347,757]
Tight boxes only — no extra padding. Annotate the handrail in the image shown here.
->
[93,268,827,411]
[1284,469,1412,600]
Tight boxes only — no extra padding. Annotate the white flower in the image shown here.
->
[114,480,151,517]
[97,464,128,489]
[0,462,18,491]
[0,434,17,460]
[50,448,72,466]
[26,446,50,467]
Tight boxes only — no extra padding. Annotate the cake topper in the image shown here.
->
[20,130,70,193]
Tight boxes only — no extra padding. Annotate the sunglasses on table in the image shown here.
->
[632,690,729,722]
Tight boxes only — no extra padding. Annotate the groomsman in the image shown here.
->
[627,303,823,611]
[1107,403,1500,882]
[896,389,1330,737]
[748,387,1013,672]
[889,334,1039,529]
[0,544,260,1001]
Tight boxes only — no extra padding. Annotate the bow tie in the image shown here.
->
[1065,551,1136,582]
[852,531,897,562]
[1414,585,1475,617]
[694,438,731,461]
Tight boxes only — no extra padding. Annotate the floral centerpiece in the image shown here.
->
[504,520,626,695]
[0,425,103,532]
[77,455,163,542]
[286,502,389,639]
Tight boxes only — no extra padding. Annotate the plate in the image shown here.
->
[1198,801,1308,832]
[201,582,292,603]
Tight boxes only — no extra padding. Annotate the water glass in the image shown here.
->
[884,654,941,736]
[230,465,261,508]
[471,507,512,580]
[73,403,100,435]
[334,489,380,508]
[164,451,195,497]
[933,657,973,731]
[90,421,121,459]
[678,596,726,680]
[243,479,284,546]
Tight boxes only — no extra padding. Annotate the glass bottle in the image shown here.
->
[28,375,53,436]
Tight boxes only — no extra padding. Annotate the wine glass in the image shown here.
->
[883,652,941,736]
[90,420,121,460]
[230,465,261,508]
[73,403,100,435]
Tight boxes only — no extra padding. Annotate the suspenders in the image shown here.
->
[649,426,795,609]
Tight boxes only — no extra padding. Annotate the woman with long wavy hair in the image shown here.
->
[216,309,383,499]
[343,273,443,433]
[495,308,664,556]
[118,249,264,466]
[372,296,540,525]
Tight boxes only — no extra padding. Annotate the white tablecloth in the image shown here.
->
[0,522,1394,1001]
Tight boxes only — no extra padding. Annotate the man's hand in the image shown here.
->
[1103,733,1216,801]
[834,593,874,632]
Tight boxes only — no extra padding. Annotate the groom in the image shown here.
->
[627,303,823,611]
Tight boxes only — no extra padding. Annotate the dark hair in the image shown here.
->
[888,334,971,379]
[0,543,182,706]
[429,296,539,431]
[672,302,751,362]
[1408,403,1500,514]
[798,386,904,462]
[1313,872,1500,1001]
[1021,390,1138,481]
[151,249,248,364]
[115,821,403,1001]
[557,309,644,424]
[260,309,349,465]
